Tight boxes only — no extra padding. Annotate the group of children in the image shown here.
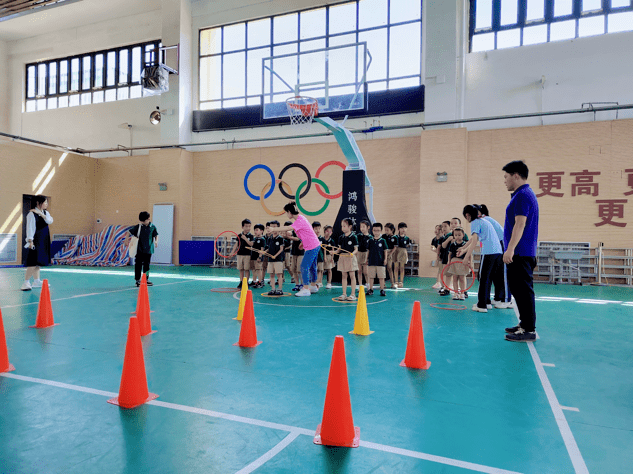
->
[233,218,413,299]
[431,217,471,300]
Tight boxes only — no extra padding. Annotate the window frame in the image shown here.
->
[25,39,161,111]
[198,0,424,110]
[469,0,633,51]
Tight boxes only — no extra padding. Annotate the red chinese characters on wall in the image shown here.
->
[535,169,628,227]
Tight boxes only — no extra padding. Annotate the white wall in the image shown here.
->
[0,39,9,132]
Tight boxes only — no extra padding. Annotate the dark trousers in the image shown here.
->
[478,254,502,308]
[507,256,537,332]
[493,240,512,303]
[135,252,151,281]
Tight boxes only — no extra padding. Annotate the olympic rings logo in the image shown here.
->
[243,161,346,217]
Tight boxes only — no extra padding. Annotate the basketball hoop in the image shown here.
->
[286,96,318,126]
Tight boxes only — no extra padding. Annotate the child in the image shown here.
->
[335,218,359,301]
[383,223,398,288]
[366,223,388,296]
[288,229,304,291]
[356,220,371,288]
[394,222,411,288]
[250,224,267,288]
[437,220,452,296]
[127,211,158,287]
[312,221,325,288]
[262,221,272,285]
[321,225,335,289]
[283,221,293,284]
[447,227,469,300]
[266,221,285,295]
[441,217,470,297]
[431,224,443,289]
[232,219,253,289]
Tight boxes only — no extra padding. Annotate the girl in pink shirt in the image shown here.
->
[271,201,320,297]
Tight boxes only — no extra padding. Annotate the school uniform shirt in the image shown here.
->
[357,233,371,252]
[237,232,254,256]
[448,241,467,261]
[284,237,291,254]
[470,218,502,255]
[268,236,285,262]
[129,223,158,254]
[367,237,387,266]
[338,233,359,254]
[251,236,267,260]
[397,235,411,248]
[321,236,335,259]
[317,236,326,263]
[437,235,450,264]
[431,237,439,249]
[290,233,305,256]
[444,232,469,242]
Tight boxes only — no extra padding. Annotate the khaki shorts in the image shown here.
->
[395,247,408,265]
[368,266,386,279]
[446,260,470,276]
[324,256,335,270]
[291,255,303,273]
[252,259,263,270]
[317,262,324,272]
[267,261,284,274]
[337,254,358,273]
[356,251,368,266]
[285,254,293,269]
[237,255,251,270]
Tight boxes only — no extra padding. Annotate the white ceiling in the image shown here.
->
[0,0,160,41]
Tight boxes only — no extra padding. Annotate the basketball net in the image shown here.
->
[286,96,318,126]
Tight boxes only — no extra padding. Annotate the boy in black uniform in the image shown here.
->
[366,222,388,296]
[127,211,158,287]
[233,219,254,288]
[266,221,285,295]
[312,221,325,288]
[283,221,293,285]
[356,220,371,288]
[335,218,359,301]
[446,227,469,300]
[262,221,272,285]
[383,223,398,288]
[250,224,267,289]
[438,221,452,296]
[394,222,412,288]
[321,225,335,289]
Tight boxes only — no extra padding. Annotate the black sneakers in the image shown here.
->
[237,281,243,289]
[146,281,153,286]
[505,325,521,334]
[380,289,386,297]
[365,289,374,296]
[274,289,284,295]
[135,280,141,287]
[505,328,536,342]
[439,289,450,296]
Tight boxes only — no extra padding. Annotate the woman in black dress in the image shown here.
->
[22,195,54,291]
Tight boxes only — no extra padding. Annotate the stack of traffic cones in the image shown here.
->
[349,286,373,336]
[233,290,262,347]
[134,274,156,336]
[29,280,58,329]
[400,301,431,369]
[314,336,360,447]
[0,309,15,373]
[108,317,158,408]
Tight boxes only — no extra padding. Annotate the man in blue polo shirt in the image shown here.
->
[457,205,503,313]
[502,160,539,342]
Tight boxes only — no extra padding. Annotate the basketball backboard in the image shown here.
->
[262,42,371,120]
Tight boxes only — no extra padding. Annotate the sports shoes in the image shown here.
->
[325,283,332,289]
[31,279,43,288]
[237,282,242,289]
[439,289,450,296]
[464,291,469,298]
[146,281,153,286]
[380,289,386,297]
[274,289,284,296]
[487,304,492,309]
[309,285,319,294]
[21,280,32,291]
[458,294,465,300]
[296,288,312,297]
[291,278,295,283]
[472,304,488,313]
[267,290,277,296]
[494,302,512,309]
[136,280,141,287]
[505,325,521,334]
[292,285,302,292]
[452,294,460,300]
[316,282,322,289]
[366,289,374,296]
[505,328,536,342]
[399,282,404,287]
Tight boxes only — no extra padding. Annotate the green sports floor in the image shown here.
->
[0,266,631,474]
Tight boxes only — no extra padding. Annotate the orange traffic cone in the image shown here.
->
[29,280,58,329]
[314,336,360,447]
[132,273,154,314]
[233,290,261,347]
[400,301,431,369]
[136,296,157,337]
[108,317,158,408]
[0,309,15,373]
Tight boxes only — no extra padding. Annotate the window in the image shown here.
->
[470,0,633,52]
[199,0,423,110]
[25,40,161,112]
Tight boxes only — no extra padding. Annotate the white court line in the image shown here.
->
[536,297,579,301]
[0,372,522,474]
[0,280,193,309]
[231,291,389,308]
[541,363,556,367]
[513,306,589,474]
[42,267,240,283]
[560,406,580,412]
[234,431,302,474]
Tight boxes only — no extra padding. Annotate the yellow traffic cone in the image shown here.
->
[349,286,373,336]
[233,278,249,321]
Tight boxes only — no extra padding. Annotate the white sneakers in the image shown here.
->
[21,280,32,291]
[494,302,512,309]
[31,279,43,288]
[472,304,488,313]
[295,288,312,297]
[325,283,332,289]
[309,285,319,294]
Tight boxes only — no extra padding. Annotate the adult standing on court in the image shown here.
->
[272,201,321,297]
[21,195,53,291]
[477,204,512,309]
[502,161,539,342]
